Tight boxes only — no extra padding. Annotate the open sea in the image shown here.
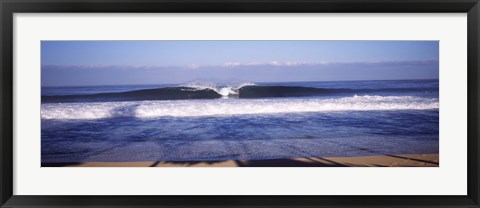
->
[41,79,439,163]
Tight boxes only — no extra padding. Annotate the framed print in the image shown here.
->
[40,40,441,168]
[1,0,479,207]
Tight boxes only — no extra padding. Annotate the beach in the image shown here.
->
[42,153,439,167]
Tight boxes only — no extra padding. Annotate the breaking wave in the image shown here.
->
[41,82,435,103]
[182,81,256,97]
[41,95,439,120]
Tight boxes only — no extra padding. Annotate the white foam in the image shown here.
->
[182,81,256,97]
[41,95,439,120]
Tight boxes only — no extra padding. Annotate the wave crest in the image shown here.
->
[42,83,436,103]
[182,81,256,97]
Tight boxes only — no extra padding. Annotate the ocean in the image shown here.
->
[41,79,439,163]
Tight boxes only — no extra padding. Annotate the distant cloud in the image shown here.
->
[42,59,438,86]
[222,61,318,67]
[42,60,438,71]
[187,64,200,69]
[344,60,438,66]
[220,60,437,68]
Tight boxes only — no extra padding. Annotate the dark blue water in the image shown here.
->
[41,80,439,163]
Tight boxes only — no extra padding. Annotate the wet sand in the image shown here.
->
[42,154,438,167]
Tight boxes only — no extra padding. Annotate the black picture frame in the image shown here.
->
[1,0,479,207]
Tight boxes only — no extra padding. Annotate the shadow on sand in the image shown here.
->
[41,157,399,167]
[42,153,439,167]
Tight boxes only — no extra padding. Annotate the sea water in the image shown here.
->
[41,80,439,163]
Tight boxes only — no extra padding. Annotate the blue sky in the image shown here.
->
[42,41,439,86]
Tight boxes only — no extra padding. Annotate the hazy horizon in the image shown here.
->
[41,78,439,87]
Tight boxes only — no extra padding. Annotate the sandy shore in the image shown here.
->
[42,154,438,167]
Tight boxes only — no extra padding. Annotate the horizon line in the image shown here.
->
[41,78,439,88]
